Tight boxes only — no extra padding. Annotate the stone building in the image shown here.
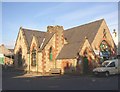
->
[0,44,14,65]
[14,19,116,74]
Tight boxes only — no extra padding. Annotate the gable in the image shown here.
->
[14,28,28,54]
[92,20,115,50]
[22,28,46,48]
[80,39,93,56]
[30,36,39,51]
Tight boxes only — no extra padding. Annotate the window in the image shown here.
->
[103,29,107,38]
[108,62,115,67]
[100,41,109,51]
[49,47,52,61]
[18,48,22,67]
[31,47,36,66]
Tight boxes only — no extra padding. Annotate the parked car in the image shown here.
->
[93,59,120,77]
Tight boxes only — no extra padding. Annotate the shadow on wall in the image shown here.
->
[63,56,98,75]
[62,61,81,75]
[17,56,28,70]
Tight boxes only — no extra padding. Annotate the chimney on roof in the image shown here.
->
[47,25,64,59]
[47,25,63,33]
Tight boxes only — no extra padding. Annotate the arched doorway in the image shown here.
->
[76,53,82,73]
[99,40,111,61]
[31,47,36,66]
[18,48,22,67]
[83,50,89,74]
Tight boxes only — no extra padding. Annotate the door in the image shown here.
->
[83,56,89,74]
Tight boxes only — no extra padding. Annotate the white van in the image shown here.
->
[93,59,120,76]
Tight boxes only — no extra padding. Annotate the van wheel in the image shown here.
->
[105,71,109,77]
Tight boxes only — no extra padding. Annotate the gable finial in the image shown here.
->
[20,26,22,29]
[85,36,88,39]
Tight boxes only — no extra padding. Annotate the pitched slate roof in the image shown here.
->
[57,19,104,59]
[64,19,104,44]
[57,41,84,59]
[36,32,55,51]
[22,28,54,51]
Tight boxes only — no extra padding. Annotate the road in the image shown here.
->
[2,69,120,90]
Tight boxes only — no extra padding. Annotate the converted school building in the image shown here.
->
[14,19,116,74]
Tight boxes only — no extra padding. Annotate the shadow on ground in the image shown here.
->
[2,66,27,78]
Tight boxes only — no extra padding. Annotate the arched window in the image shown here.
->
[49,47,52,61]
[100,40,110,52]
[100,40,111,59]
[31,47,36,66]
[18,48,22,67]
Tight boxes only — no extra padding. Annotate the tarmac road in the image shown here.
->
[2,69,120,90]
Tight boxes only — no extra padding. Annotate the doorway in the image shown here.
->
[18,48,22,67]
[83,56,89,74]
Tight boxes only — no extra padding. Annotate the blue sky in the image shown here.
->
[2,2,118,48]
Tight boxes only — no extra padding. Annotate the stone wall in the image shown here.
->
[92,20,115,52]
[42,26,64,73]
[4,56,13,65]
[56,59,77,74]
[14,28,28,70]
[43,34,56,73]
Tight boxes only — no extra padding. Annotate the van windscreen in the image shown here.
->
[102,62,109,67]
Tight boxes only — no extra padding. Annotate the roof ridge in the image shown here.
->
[65,18,104,31]
[21,27,46,33]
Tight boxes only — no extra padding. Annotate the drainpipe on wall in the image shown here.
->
[27,50,30,73]
[37,52,38,74]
